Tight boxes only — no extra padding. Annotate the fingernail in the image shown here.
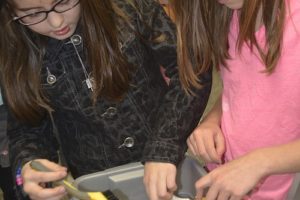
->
[61,167,67,171]
[59,187,66,193]
[60,171,67,177]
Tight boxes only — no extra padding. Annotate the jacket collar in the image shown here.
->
[44,26,83,61]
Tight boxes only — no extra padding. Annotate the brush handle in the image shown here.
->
[30,161,93,200]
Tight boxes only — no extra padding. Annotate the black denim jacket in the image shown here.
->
[8,0,212,179]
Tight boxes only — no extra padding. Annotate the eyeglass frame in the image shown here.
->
[12,0,80,26]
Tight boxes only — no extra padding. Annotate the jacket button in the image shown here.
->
[71,35,82,45]
[1,150,8,155]
[119,42,123,50]
[118,137,135,148]
[101,107,117,118]
[47,74,57,85]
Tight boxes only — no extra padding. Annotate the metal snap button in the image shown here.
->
[1,150,8,155]
[101,107,117,118]
[119,42,123,50]
[118,137,135,148]
[47,74,57,85]
[106,107,117,116]
[71,35,82,45]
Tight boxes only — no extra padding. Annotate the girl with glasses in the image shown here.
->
[0,0,212,199]
[170,0,300,199]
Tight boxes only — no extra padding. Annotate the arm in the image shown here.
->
[7,110,67,199]
[255,139,300,175]
[138,0,212,170]
[187,96,225,164]
[7,111,58,173]
[202,96,222,125]
[135,1,212,199]
[193,97,300,200]
[195,140,300,200]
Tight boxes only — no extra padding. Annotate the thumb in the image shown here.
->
[36,159,67,172]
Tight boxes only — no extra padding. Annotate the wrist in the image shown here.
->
[251,149,273,177]
[16,160,32,186]
[202,108,222,126]
[16,165,23,186]
[201,114,221,126]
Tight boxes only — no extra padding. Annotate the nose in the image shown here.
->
[47,11,64,28]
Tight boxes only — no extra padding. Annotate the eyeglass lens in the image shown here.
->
[16,0,79,25]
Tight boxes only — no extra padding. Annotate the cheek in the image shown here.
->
[224,0,244,9]
[218,0,229,4]
[27,24,49,35]
[70,6,81,23]
[233,0,244,6]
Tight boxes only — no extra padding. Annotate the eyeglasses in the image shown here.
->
[13,0,80,26]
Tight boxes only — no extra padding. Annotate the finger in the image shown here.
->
[31,191,66,200]
[25,183,66,199]
[158,176,172,200]
[205,184,219,200]
[217,191,231,200]
[187,137,197,156]
[190,130,202,156]
[194,135,211,162]
[215,132,226,160]
[166,168,177,193]
[203,133,221,163]
[46,193,68,200]
[195,175,211,199]
[22,159,67,183]
[149,178,158,200]
[143,172,150,196]
[144,171,158,200]
[229,196,242,200]
[195,190,204,200]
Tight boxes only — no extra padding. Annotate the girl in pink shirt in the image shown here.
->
[171,0,300,199]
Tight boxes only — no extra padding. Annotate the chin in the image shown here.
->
[226,3,243,9]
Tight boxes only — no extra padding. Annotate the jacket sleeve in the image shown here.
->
[0,105,10,168]
[0,88,10,167]
[137,0,212,166]
[7,110,59,180]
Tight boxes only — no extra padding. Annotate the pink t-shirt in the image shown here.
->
[217,0,300,199]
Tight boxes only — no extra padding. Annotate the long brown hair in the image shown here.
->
[170,0,213,94]
[0,0,132,124]
[170,0,285,92]
[237,0,285,72]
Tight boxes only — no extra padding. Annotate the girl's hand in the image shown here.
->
[195,152,265,200]
[22,159,67,200]
[187,121,225,164]
[144,162,177,200]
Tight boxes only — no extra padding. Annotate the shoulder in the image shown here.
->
[287,0,300,19]
[111,0,162,18]
[111,0,160,8]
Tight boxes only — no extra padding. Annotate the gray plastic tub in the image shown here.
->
[74,156,207,200]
